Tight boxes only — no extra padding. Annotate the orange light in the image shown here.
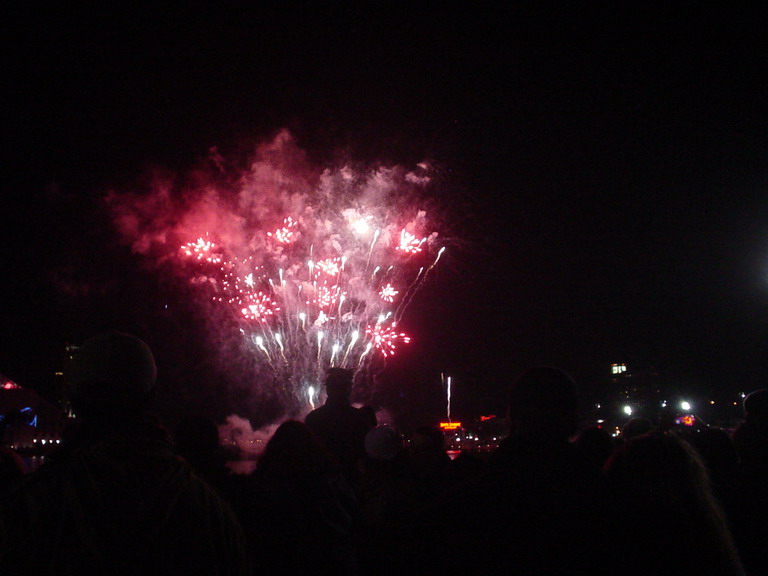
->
[439,422,461,430]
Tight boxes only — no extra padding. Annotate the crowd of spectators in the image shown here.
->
[1,332,767,575]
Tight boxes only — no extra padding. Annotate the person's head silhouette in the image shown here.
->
[507,366,579,442]
[69,331,157,418]
[324,367,353,404]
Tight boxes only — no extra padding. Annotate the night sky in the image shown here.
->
[3,3,768,424]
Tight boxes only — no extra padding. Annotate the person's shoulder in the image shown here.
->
[305,405,326,422]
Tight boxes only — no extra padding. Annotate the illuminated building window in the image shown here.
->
[611,363,627,375]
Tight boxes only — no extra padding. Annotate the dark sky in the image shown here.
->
[3,3,768,420]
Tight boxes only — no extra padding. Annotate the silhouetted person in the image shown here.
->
[622,416,653,440]
[175,415,236,500]
[305,368,373,486]
[732,389,768,483]
[1,410,29,491]
[604,432,744,576]
[0,332,250,576]
[693,427,742,495]
[234,420,360,576]
[407,424,456,501]
[411,366,608,575]
[731,388,768,574]
[574,424,614,469]
[357,425,417,576]
[657,406,677,432]
[358,405,378,429]
[0,445,26,489]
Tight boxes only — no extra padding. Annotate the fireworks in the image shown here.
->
[378,283,398,303]
[397,229,426,253]
[108,130,444,415]
[365,320,411,358]
[181,238,223,263]
[176,207,439,382]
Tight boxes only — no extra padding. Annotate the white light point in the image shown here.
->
[255,336,269,356]
[330,342,341,366]
[317,331,324,353]
[353,218,370,234]
[358,342,373,364]
[342,331,359,366]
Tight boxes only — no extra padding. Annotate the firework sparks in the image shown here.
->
[366,321,411,358]
[314,258,342,277]
[378,283,399,303]
[182,238,223,263]
[240,292,279,321]
[108,130,444,415]
[397,229,427,254]
[267,217,298,244]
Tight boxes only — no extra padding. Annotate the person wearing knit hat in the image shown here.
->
[0,332,250,575]
[68,331,157,416]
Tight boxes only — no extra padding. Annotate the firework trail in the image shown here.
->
[442,373,452,422]
[107,130,444,417]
